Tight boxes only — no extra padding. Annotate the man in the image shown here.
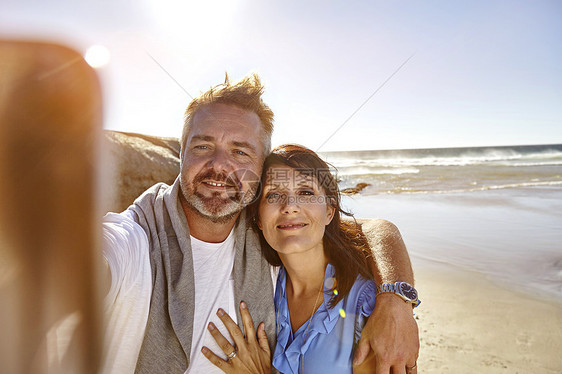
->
[102,74,419,373]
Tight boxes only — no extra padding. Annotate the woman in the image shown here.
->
[203,144,376,373]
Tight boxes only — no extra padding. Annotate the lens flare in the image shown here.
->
[84,45,111,68]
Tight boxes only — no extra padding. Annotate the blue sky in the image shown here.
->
[2,0,561,151]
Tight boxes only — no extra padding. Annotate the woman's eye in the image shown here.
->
[265,192,283,202]
[299,190,314,196]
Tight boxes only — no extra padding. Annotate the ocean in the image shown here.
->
[321,144,562,301]
[321,144,562,195]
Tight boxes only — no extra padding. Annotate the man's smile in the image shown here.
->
[202,180,233,188]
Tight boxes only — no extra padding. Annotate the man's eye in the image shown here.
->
[194,145,208,150]
[299,190,314,196]
[234,150,248,156]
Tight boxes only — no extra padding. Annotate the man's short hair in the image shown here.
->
[181,73,274,157]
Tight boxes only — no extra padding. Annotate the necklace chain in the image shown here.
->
[276,272,324,374]
[301,280,324,373]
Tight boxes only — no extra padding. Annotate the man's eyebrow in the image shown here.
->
[191,135,215,142]
[190,136,257,153]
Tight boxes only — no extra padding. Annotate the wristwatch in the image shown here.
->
[376,282,421,308]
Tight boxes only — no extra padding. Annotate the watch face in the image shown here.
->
[399,282,418,300]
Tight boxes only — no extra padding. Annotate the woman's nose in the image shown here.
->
[282,193,300,213]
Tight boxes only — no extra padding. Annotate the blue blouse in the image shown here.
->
[273,264,376,374]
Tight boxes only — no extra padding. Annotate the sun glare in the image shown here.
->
[147,0,238,49]
[84,45,111,68]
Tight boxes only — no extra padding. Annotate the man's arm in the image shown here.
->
[354,219,419,374]
[361,219,414,285]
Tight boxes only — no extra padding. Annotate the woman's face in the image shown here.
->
[257,164,335,257]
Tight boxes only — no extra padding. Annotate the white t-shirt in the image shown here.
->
[102,212,277,373]
[186,231,237,374]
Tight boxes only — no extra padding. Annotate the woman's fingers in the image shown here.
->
[208,322,237,357]
[239,301,257,343]
[204,306,272,374]
[201,346,232,373]
[256,322,270,354]
[217,308,245,346]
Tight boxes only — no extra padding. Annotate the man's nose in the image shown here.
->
[207,149,232,172]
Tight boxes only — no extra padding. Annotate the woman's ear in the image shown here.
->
[326,204,335,225]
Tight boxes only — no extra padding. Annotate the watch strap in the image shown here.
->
[376,282,421,308]
[378,283,400,294]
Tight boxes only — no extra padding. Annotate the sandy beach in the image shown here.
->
[343,186,562,373]
[414,264,562,373]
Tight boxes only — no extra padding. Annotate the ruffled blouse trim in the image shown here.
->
[353,281,376,345]
[273,264,346,374]
[356,280,376,317]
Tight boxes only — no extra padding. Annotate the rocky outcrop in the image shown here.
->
[341,182,371,195]
[101,131,180,213]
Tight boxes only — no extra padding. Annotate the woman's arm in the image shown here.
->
[202,302,271,374]
[354,219,419,374]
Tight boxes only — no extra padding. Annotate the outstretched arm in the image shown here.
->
[354,219,419,374]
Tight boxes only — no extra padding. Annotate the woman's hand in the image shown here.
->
[202,301,271,373]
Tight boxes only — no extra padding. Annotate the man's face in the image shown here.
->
[180,103,265,222]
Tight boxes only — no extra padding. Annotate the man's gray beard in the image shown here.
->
[180,178,256,224]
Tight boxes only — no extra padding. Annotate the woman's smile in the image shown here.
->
[276,222,308,230]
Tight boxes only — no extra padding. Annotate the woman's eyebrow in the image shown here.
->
[263,183,281,190]
[295,177,315,187]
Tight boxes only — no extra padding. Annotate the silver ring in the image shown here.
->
[406,361,417,371]
[226,349,237,361]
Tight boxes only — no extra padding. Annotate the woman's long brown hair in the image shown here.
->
[249,144,373,307]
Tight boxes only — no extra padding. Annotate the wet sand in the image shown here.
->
[344,186,562,373]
